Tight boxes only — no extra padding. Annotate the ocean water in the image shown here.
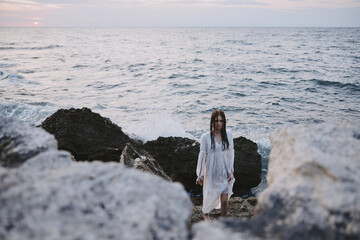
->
[1,27,360,193]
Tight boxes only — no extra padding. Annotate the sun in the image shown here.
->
[34,22,39,25]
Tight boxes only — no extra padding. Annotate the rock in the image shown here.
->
[191,220,263,240]
[88,147,123,162]
[246,196,257,207]
[0,116,192,240]
[40,107,131,161]
[1,159,192,240]
[142,136,262,194]
[22,150,74,170]
[120,143,171,181]
[233,137,262,195]
[191,122,360,240]
[0,115,57,167]
[188,197,256,227]
[39,108,262,193]
[142,136,199,192]
[255,122,360,239]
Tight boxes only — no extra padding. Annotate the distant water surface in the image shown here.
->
[1,27,359,193]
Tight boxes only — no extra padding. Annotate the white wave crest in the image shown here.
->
[126,113,192,143]
[0,101,56,127]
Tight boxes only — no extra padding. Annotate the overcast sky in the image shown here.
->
[1,0,360,27]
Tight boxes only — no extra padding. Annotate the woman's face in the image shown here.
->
[214,115,224,131]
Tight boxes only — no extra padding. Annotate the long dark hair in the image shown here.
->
[210,110,229,151]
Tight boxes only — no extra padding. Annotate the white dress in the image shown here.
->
[196,131,235,214]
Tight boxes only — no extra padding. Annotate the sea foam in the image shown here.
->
[126,113,193,143]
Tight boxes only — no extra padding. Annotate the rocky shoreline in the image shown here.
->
[39,107,263,195]
[1,108,359,239]
[38,108,262,226]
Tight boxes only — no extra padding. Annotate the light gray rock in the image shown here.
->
[255,121,360,239]
[191,122,360,240]
[0,116,192,240]
[0,156,192,240]
[21,150,74,170]
[0,115,57,167]
[191,221,262,240]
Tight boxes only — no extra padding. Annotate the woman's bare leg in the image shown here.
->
[203,213,210,221]
[220,194,229,217]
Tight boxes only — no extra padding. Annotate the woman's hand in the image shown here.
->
[227,172,232,182]
[197,177,203,186]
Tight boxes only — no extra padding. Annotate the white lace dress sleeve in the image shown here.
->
[196,133,207,182]
[197,131,235,214]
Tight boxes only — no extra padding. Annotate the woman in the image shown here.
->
[196,109,235,221]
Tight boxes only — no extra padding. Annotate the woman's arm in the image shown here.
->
[196,133,207,185]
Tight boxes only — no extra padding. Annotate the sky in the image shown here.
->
[0,0,360,27]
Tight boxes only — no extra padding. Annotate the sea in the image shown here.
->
[1,27,360,194]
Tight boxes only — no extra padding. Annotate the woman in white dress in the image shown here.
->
[196,109,235,221]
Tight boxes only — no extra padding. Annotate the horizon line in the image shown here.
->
[1,25,359,28]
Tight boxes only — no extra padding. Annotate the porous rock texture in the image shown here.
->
[191,122,360,240]
[40,107,131,161]
[256,122,360,239]
[191,221,263,240]
[0,116,192,240]
[0,115,57,167]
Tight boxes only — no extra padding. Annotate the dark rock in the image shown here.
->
[142,136,199,192]
[246,196,258,206]
[120,143,171,181]
[233,137,262,195]
[190,196,203,207]
[0,115,57,167]
[88,147,123,162]
[40,107,131,161]
[142,136,262,194]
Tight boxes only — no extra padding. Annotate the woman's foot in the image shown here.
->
[204,213,210,221]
